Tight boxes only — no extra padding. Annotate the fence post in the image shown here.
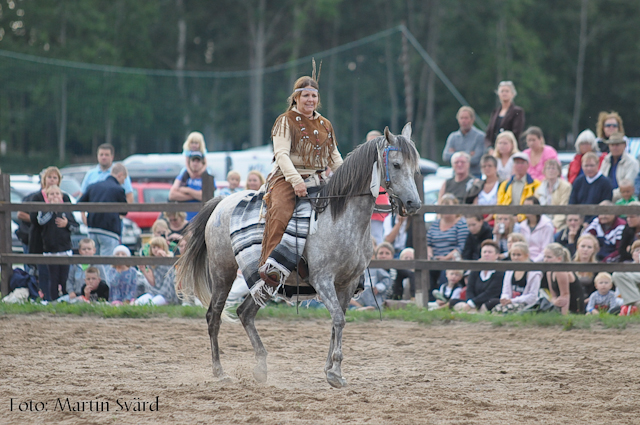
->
[202,173,215,201]
[412,173,429,307]
[0,173,12,296]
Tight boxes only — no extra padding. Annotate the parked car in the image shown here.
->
[59,164,94,186]
[127,182,173,231]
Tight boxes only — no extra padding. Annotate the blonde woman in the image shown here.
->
[493,242,542,313]
[595,111,627,154]
[543,243,585,314]
[573,234,599,299]
[492,131,519,180]
[246,170,266,191]
[534,159,572,229]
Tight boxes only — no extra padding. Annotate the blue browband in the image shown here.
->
[382,145,400,187]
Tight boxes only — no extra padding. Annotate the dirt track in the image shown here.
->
[1,315,639,424]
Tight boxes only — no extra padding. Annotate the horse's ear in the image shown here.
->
[384,126,395,144]
[401,122,412,141]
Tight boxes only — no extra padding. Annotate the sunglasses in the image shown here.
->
[604,123,619,128]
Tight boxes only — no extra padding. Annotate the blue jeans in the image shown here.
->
[90,233,120,256]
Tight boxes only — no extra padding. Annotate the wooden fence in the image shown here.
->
[2,172,640,307]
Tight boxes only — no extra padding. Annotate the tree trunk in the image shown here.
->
[572,0,589,142]
[401,32,413,126]
[326,17,340,126]
[287,3,304,89]
[421,0,440,160]
[248,0,267,147]
[58,75,67,162]
[176,0,190,134]
[385,22,399,133]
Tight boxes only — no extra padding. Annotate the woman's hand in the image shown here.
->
[293,182,308,197]
[500,298,512,306]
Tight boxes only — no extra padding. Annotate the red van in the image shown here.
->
[127,182,172,231]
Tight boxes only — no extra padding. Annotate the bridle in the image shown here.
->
[380,144,402,215]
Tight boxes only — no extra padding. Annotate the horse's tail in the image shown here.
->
[175,196,222,308]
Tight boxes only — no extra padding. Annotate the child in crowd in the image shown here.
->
[350,242,393,310]
[614,179,638,218]
[218,170,243,197]
[432,269,464,309]
[32,184,79,301]
[586,272,619,314]
[140,219,178,256]
[182,131,207,173]
[390,247,415,300]
[503,233,526,260]
[61,238,106,302]
[136,237,178,305]
[105,245,142,305]
[79,266,110,302]
[462,214,493,260]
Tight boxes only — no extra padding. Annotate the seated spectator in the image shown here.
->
[474,155,502,208]
[543,243,585,314]
[218,170,243,197]
[492,242,542,313]
[245,170,265,191]
[492,131,519,181]
[105,245,141,305]
[573,234,600,297]
[612,240,640,310]
[383,215,411,256]
[62,238,106,302]
[169,151,210,221]
[595,111,627,154]
[613,179,638,208]
[462,214,493,260]
[165,211,189,237]
[569,152,613,215]
[432,269,464,309]
[554,214,585,256]
[583,201,626,262]
[493,214,518,258]
[617,201,640,262]
[452,240,504,312]
[518,196,555,262]
[600,132,639,190]
[438,152,478,204]
[503,233,526,261]
[78,266,110,303]
[141,219,178,256]
[390,247,415,300]
[442,106,485,177]
[497,152,541,222]
[427,194,469,299]
[136,237,178,305]
[534,159,572,230]
[522,126,559,182]
[586,272,619,314]
[568,129,604,184]
[350,242,393,310]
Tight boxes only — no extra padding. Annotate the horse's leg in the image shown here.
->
[236,295,268,383]
[324,280,357,374]
[205,269,235,380]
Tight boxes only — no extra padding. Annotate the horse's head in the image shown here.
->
[379,123,421,216]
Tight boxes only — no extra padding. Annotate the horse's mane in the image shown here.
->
[319,134,418,219]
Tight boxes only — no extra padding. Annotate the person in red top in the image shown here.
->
[366,130,390,244]
[568,129,606,184]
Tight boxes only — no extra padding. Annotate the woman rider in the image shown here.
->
[259,75,343,287]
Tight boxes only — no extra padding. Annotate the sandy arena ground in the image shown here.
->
[1,315,639,424]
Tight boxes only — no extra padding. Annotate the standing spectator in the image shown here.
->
[474,155,502,208]
[169,151,210,221]
[612,240,640,310]
[368,129,390,245]
[522,126,559,182]
[81,143,134,203]
[599,132,639,190]
[518,196,555,262]
[442,106,485,177]
[181,131,208,174]
[484,81,525,150]
[554,214,585,256]
[438,152,476,204]
[497,152,541,222]
[218,171,242,197]
[534,159,572,230]
[583,200,626,262]
[492,131,519,180]
[568,129,605,184]
[245,170,265,191]
[492,242,542,313]
[569,152,613,212]
[462,214,493,261]
[452,240,505,312]
[617,202,640,262]
[136,237,178,305]
[543,243,585,314]
[31,184,79,301]
[78,163,128,256]
[573,234,600,299]
[595,111,627,154]
[427,194,469,300]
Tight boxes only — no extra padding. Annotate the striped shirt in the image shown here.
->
[427,218,469,258]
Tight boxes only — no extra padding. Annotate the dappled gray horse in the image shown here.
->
[175,124,421,388]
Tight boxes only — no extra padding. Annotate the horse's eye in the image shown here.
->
[393,162,400,169]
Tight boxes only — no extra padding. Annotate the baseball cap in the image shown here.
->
[188,151,204,159]
[511,152,529,162]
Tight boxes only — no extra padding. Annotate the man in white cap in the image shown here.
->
[497,151,541,209]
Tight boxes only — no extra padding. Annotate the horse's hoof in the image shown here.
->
[326,370,347,388]
[253,364,268,383]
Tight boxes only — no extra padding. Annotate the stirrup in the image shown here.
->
[259,264,282,288]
